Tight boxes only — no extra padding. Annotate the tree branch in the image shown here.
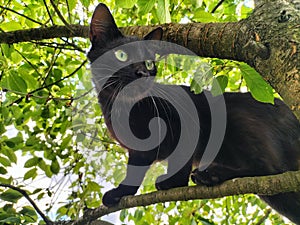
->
[0,25,87,44]
[6,59,87,106]
[53,170,300,225]
[0,183,53,225]
[0,5,44,26]
[49,0,74,33]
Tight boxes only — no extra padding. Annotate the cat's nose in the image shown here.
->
[136,69,150,77]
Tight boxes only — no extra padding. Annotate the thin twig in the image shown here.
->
[43,0,54,25]
[0,183,52,225]
[3,87,94,101]
[59,38,85,53]
[49,0,74,33]
[211,0,225,13]
[255,208,272,225]
[30,40,85,53]
[14,48,43,77]
[7,59,87,106]
[42,48,61,86]
[0,5,44,26]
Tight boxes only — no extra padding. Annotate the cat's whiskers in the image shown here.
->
[148,95,163,160]
[156,85,200,127]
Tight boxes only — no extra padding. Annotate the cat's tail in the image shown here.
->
[260,192,300,224]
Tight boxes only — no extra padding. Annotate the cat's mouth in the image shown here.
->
[99,77,155,104]
[116,77,155,104]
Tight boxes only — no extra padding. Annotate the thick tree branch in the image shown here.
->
[0,25,87,44]
[53,170,300,225]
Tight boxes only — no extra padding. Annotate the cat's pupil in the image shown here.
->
[115,49,128,62]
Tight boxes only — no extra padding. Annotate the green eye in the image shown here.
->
[145,60,154,70]
[115,50,128,62]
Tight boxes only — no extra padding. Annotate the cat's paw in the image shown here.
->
[102,184,139,207]
[102,189,122,207]
[191,168,221,186]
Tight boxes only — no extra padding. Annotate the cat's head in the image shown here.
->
[87,3,163,96]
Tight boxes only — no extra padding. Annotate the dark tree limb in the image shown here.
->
[0,25,87,44]
[52,170,300,225]
[0,183,53,225]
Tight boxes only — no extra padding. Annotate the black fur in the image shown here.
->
[88,3,300,224]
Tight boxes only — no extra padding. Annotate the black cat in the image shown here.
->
[88,3,300,224]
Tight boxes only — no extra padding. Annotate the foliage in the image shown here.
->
[0,0,290,224]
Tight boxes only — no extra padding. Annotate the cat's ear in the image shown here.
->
[89,3,123,44]
[144,27,163,40]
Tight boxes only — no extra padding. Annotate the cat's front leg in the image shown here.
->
[155,159,192,190]
[102,151,153,207]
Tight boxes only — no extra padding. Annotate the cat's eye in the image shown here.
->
[115,50,128,62]
[145,60,154,70]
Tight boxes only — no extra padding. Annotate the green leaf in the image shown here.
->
[80,0,90,8]
[0,166,8,174]
[157,0,171,23]
[239,63,274,103]
[211,75,228,96]
[0,122,6,135]
[1,21,22,31]
[0,189,23,203]
[7,70,28,93]
[5,148,18,163]
[50,159,60,174]
[1,44,14,58]
[0,156,11,167]
[120,209,128,222]
[138,0,155,14]
[24,168,37,180]
[11,52,22,64]
[19,206,37,217]
[87,181,101,192]
[24,157,41,168]
[38,160,53,177]
[190,0,203,8]
[68,0,77,11]
[3,147,18,164]
[61,135,72,149]
[115,0,137,8]
[0,217,21,223]
[193,9,216,22]
[0,176,12,184]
